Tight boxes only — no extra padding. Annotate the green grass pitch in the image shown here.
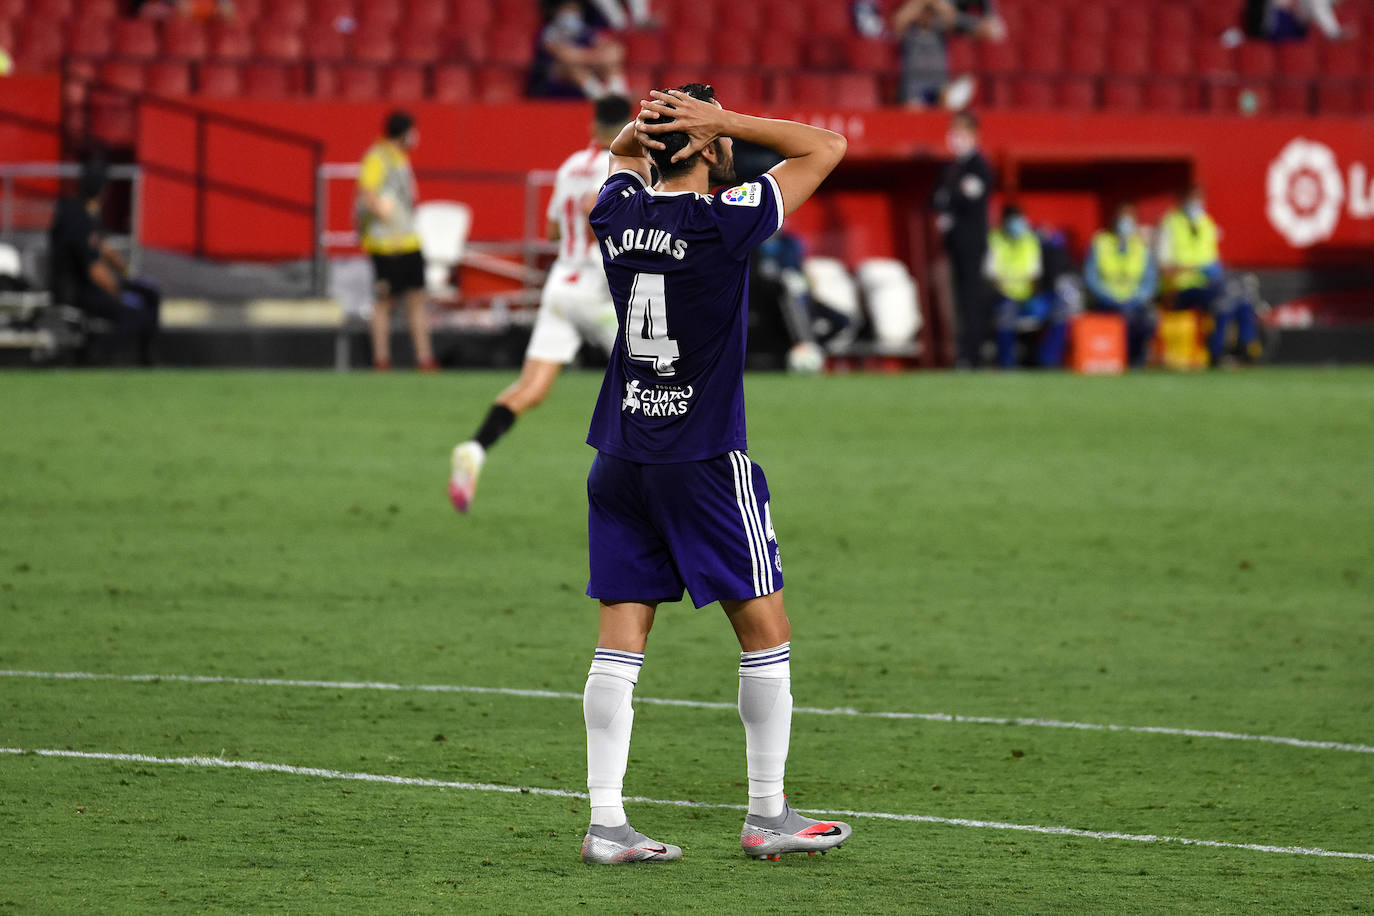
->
[1,367,1371,913]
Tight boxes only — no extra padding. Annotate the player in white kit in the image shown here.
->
[449,96,632,513]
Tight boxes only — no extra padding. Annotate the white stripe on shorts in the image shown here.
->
[741,454,774,594]
[728,451,763,596]
[729,451,772,596]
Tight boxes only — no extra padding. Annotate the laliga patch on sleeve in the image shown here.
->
[721,182,764,208]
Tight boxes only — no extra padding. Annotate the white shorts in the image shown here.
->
[525,262,618,364]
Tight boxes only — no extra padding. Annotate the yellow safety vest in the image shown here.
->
[988,230,1041,301]
[1161,209,1219,293]
[1091,231,1148,303]
[356,141,421,256]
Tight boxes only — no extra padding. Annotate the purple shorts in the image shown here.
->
[587,450,783,609]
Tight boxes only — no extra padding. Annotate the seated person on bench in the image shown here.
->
[49,165,161,365]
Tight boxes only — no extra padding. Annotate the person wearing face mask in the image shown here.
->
[1084,202,1158,368]
[932,109,995,367]
[1157,186,1261,365]
[985,204,1065,368]
[531,0,630,100]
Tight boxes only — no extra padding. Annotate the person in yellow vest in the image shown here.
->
[985,204,1065,368]
[1156,185,1259,365]
[356,110,436,372]
[1084,202,1158,367]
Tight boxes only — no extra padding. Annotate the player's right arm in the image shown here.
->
[606,119,654,185]
[640,90,847,217]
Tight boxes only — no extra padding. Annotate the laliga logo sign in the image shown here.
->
[1266,137,1374,248]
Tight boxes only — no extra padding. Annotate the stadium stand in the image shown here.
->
[0,0,1365,117]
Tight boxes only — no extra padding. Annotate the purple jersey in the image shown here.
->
[586,168,784,463]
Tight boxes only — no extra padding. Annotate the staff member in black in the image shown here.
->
[932,110,994,368]
[49,165,161,365]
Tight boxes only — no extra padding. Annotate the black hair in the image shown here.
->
[1001,203,1024,224]
[78,162,107,201]
[647,82,717,181]
[385,110,415,140]
[594,94,632,129]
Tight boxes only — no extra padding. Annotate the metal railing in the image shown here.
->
[0,162,144,274]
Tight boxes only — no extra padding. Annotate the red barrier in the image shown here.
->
[100,94,1374,270]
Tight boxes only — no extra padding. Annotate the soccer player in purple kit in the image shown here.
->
[577,84,850,865]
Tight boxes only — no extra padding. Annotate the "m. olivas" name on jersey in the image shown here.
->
[603,227,689,261]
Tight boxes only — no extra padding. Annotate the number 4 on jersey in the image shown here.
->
[625,272,680,377]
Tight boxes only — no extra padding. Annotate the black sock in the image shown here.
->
[473,404,516,450]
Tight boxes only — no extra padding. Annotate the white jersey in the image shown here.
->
[546,143,612,269]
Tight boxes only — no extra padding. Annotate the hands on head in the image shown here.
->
[634,90,728,164]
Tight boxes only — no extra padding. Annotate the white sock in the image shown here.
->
[579,74,607,100]
[584,648,643,828]
[738,643,792,818]
[605,72,629,97]
[625,0,652,25]
[587,0,629,29]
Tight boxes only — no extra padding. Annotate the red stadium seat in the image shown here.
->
[945,37,976,74]
[1197,3,1241,36]
[1314,84,1356,115]
[666,30,712,68]
[977,38,1019,73]
[67,19,114,57]
[474,66,523,104]
[310,0,355,28]
[1144,78,1191,112]
[0,0,25,17]
[1070,5,1109,39]
[1108,37,1150,75]
[254,23,305,60]
[1276,41,1319,75]
[699,71,764,107]
[844,37,897,73]
[263,0,310,29]
[27,0,73,20]
[622,64,659,97]
[98,60,145,92]
[1064,41,1106,75]
[162,19,208,59]
[353,0,401,31]
[450,0,494,34]
[114,19,160,58]
[80,0,121,20]
[833,72,882,110]
[302,23,350,60]
[1112,7,1151,40]
[402,0,447,32]
[1195,42,1235,75]
[757,37,801,70]
[242,62,298,97]
[432,64,475,103]
[660,0,718,31]
[1056,77,1097,110]
[197,62,244,97]
[1321,41,1362,77]
[382,64,425,99]
[1237,43,1276,77]
[1155,3,1195,38]
[1022,39,1064,74]
[708,0,763,34]
[1274,80,1312,114]
[486,25,537,67]
[234,0,263,19]
[1151,37,1193,76]
[336,65,381,99]
[13,20,64,71]
[760,0,805,37]
[146,61,191,96]
[1356,85,1374,115]
[713,32,754,68]
[1012,78,1056,109]
[802,35,847,69]
[808,0,852,37]
[394,25,443,63]
[208,22,253,60]
[352,29,396,63]
[1101,77,1144,111]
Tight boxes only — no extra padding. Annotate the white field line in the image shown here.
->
[2,746,1371,863]
[3,668,1373,756]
